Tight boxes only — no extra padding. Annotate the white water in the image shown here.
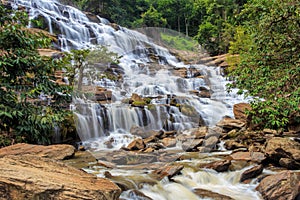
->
[9,0,259,199]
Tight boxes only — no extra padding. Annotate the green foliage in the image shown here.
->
[0,6,73,145]
[138,6,167,27]
[228,0,300,130]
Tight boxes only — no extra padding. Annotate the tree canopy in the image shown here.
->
[228,0,300,129]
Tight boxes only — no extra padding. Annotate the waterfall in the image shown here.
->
[8,0,248,149]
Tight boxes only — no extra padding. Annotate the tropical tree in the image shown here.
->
[0,5,72,145]
[228,0,300,129]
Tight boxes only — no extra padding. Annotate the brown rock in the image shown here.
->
[0,155,121,200]
[191,126,208,139]
[240,165,263,182]
[126,138,145,151]
[203,136,219,149]
[216,117,245,130]
[152,164,184,180]
[224,140,246,150]
[161,138,177,148]
[182,139,203,152]
[193,188,234,200]
[256,171,300,200]
[97,160,117,169]
[279,158,300,169]
[0,143,75,160]
[203,159,231,172]
[230,151,266,163]
[265,137,300,169]
[233,103,251,122]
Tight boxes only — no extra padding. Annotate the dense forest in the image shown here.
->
[0,0,299,146]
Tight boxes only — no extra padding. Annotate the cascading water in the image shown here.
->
[9,0,261,199]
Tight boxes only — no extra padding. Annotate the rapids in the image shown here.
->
[9,0,261,199]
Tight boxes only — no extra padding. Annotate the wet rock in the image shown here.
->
[127,138,146,151]
[110,23,120,31]
[0,155,121,200]
[230,151,266,163]
[233,103,251,122]
[144,135,159,144]
[256,171,300,200]
[161,138,177,148]
[152,164,184,180]
[198,86,211,98]
[190,126,209,139]
[197,147,213,153]
[265,137,300,169]
[182,139,203,152]
[240,165,263,182]
[225,140,246,150]
[203,136,219,150]
[130,126,152,139]
[127,190,153,200]
[203,159,231,172]
[0,143,75,160]
[193,188,234,200]
[97,160,116,169]
[216,117,245,131]
[111,153,157,165]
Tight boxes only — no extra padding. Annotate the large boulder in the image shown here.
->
[265,137,300,169]
[233,103,251,122]
[256,171,300,200]
[216,117,245,131]
[0,143,75,160]
[0,155,121,200]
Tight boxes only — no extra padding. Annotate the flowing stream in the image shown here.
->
[9,0,261,199]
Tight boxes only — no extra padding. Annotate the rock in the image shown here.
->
[191,126,208,139]
[263,128,278,135]
[279,158,300,169]
[109,23,120,31]
[203,136,219,150]
[240,165,263,182]
[226,129,241,138]
[198,87,211,98]
[131,93,143,102]
[233,103,251,122]
[95,89,112,101]
[97,160,117,169]
[130,126,152,139]
[193,188,234,200]
[230,151,266,163]
[224,140,246,150]
[161,138,177,148]
[265,137,300,169]
[203,159,231,172]
[127,190,153,200]
[0,155,121,200]
[152,164,184,180]
[126,138,146,151]
[182,139,203,152]
[256,171,300,200]
[0,143,75,160]
[216,117,245,130]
